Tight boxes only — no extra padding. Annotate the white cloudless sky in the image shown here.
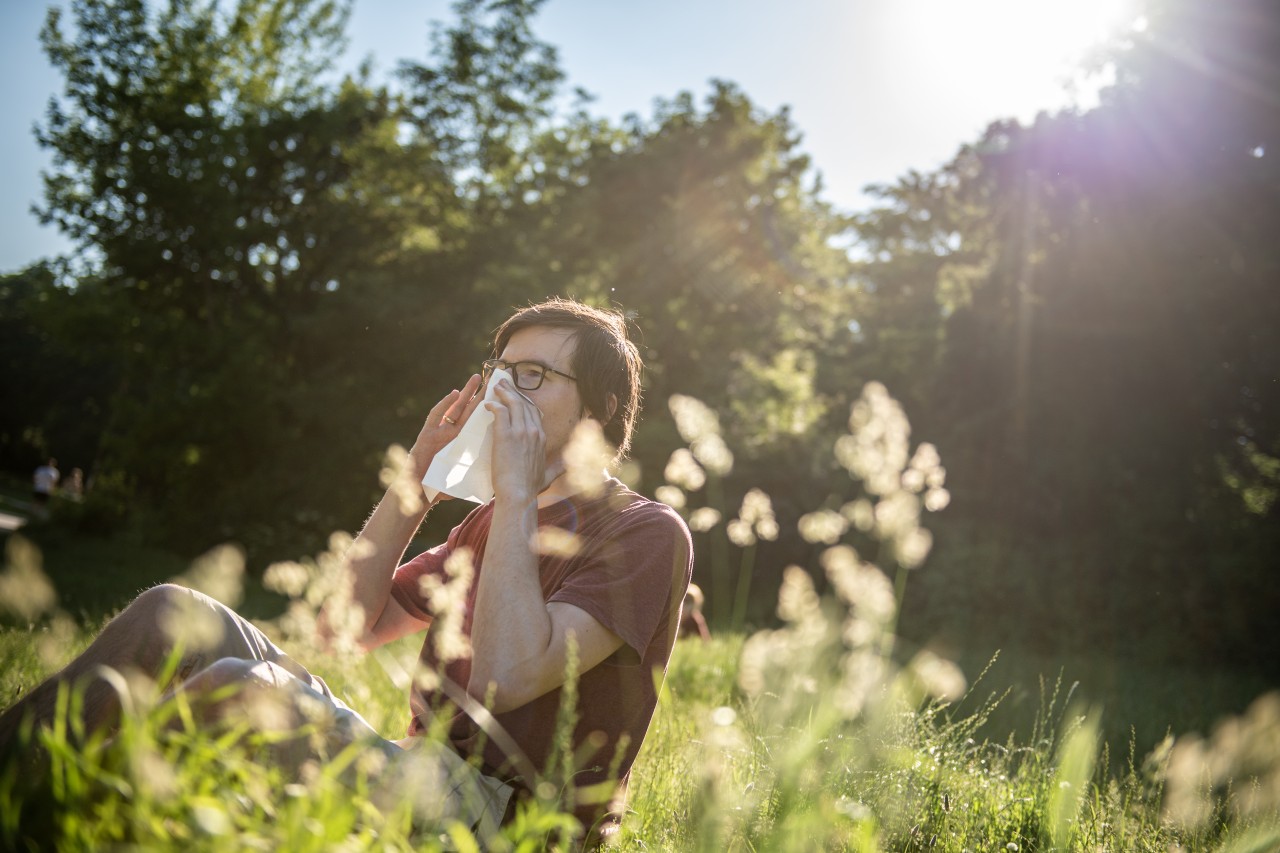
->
[0,0,1137,274]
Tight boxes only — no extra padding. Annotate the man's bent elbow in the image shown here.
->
[316,605,376,655]
[465,668,539,714]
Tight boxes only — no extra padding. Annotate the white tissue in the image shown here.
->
[420,368,510,504]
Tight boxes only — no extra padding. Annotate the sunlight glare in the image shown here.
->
[898,0,1141,122]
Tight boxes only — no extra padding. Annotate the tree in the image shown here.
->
[398,0,565,210]
[0,265,118,477]
[849,0,1280,666]
[35,0,436,553]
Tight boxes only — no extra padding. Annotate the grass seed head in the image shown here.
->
[564,419,613,497]
[664,448,706,492]
[669,395,722,443]
[688,507,722,532]
[0,535,56,621]
[379,443,425,516]
[655,484,686,510]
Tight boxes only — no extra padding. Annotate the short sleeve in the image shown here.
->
[548,503,693,661]
[391,542,450,621]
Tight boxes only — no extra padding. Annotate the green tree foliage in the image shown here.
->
[854,0,1280,668]
[24,0,601,555]
[34,0,436,553]
[0,266,116,475]
[398,0,565,208]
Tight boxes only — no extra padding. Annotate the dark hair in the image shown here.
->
[493,298,643,460]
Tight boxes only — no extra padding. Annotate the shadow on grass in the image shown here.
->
[0,523,289,626]
[945,644,1276,774]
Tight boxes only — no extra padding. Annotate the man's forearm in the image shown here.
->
[467,493,552,706]
[321,474,430,646]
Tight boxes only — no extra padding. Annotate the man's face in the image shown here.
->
[492,325,584,466]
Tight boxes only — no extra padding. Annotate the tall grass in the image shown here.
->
[2,382,1279,851]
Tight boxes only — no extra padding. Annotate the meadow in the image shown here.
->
[2,594,1278,851]
[2,386,1278,851]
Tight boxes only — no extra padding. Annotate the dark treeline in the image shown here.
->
[5,0,1277,675]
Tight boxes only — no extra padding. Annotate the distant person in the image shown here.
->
[32,459,60,515]
[65,468,85,501]
[0,299,693,845]
[678,582,711,641]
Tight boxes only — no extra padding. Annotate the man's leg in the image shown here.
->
[158,659,514,834]
[383,739,516,838]
[1,588,513,838]
[165,657,366,777]
[0,583,310,750]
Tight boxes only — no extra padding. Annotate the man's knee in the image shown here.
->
[180,659,276,716]
[88,584,198,674]
[186,657,287,692]
[128,583,192,625]
[129,582,240,658]
[180,658,311,736]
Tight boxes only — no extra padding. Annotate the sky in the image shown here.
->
[0,0,1140,275]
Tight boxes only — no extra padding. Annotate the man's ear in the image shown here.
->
[590,393,618,424]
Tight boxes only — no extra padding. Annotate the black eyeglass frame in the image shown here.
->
[481,358,578,391]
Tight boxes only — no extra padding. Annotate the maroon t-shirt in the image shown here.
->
[390,478,693,834]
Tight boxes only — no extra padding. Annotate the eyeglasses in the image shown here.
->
[482,358,578,391]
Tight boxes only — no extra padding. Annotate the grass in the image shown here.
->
[944,646,1275,773]
[2,544,1280,850]
[2,522,288,623]
[621,636,1280,852]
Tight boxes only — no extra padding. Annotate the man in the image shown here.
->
[678,583,712,642]
[0,299,694,844]
[32,458,60,511]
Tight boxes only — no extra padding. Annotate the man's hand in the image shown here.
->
[407,373,484,483]
[470,377,621,712]
[487,378,561,502]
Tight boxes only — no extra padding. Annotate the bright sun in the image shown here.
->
[897,0,1142,121]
